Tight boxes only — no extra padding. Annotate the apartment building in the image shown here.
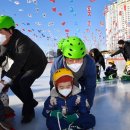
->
[105,0,130,51]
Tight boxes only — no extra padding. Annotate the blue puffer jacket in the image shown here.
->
[42,86,90,118]
[49,54,96,108]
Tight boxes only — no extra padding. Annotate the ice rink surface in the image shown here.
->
[8,60,130,130]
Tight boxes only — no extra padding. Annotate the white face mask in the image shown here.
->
[58,88,72,97]
[0,34,6,45]
[67,63,83,72]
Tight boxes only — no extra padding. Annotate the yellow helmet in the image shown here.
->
[126,61,130,66]
[108,60,114,64]
[53,68,74,83]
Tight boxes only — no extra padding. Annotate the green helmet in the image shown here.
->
[62,36,86,59]
[0,16,15,30]
[57,38,66,50]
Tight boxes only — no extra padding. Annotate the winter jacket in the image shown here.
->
[105,64,117,77]
[111,41,130,61]
[42,86,90,118]
[49,54,96,108]
[89,48,105,70]
[0,29,47,80]
[56,49,62,57]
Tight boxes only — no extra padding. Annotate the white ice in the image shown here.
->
[7,60,130,130]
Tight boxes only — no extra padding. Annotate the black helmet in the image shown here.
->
[118,40,124,45]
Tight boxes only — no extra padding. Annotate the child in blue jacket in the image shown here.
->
[42,68,95,130]
[104,60,117,79]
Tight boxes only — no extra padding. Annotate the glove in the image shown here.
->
[50,110,63,119]
[65,114,79,124]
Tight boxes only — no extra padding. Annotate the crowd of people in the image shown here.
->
[0,15,130,130]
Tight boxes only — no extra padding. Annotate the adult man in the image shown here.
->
[111,39,130,61]
[0,16,47,123]
[50,36,96,108]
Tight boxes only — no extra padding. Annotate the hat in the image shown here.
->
[108,60,114,64]
[55,75,73,87]
[118,40,124,45]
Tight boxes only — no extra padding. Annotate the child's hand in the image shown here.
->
[50,110,63,119]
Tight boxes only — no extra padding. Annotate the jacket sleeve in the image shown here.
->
[42,97,53,118]
[0,46,7,67]
[0,56,6,67]
[111,49,122,57]
[6,39,31,79]
[78,94,90,114]
[79,57,96,108]
[125,44,130,60]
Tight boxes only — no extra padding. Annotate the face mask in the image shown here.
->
[67,63,83,72]
[0,34,6,45]
[58,88,72,97]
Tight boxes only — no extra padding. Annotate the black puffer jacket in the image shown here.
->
[0,29,47,79]
[111,41,130,61]
[89,48,105,70]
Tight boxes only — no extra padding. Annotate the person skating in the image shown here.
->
[49,36,96,109]
[111,39,130,61]
[89,48,105,80]
[42,68,95,130]
[124,61,130,75]
[103,60,117,80]
[0,15,47,123]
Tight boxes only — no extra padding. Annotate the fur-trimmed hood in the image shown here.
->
[50,85,81,97]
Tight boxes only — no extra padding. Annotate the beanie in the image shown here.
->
[118,40,124,45]
[54,75,73,87]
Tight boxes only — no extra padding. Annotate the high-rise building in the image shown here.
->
[105,0,130,51]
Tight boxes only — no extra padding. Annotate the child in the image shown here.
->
[42,68,95,130]
[104,60,117,79]
[124,61,130,75]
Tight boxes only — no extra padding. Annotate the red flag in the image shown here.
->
[88,21,91,26]
[61,22,66,26]
[58,12,62,16]
[87,6,91,16]
[90,0,96,2]
[52,7,56,12]
[65,29,70,32]
[50,0,55,3]
[124,5,126,11]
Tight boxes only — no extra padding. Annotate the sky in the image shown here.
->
[0,0,116,53]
